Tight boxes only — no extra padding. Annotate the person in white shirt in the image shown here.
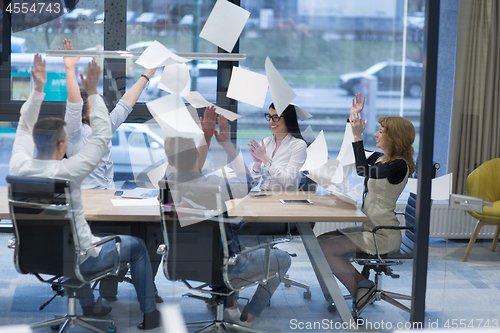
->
[237,103,307,236]
[61,40,163,302]
[9,54,160,330]
[248,103,307,191]
[60,39,156,189]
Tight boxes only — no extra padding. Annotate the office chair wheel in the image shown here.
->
[303,290,312,299]
[50,325,59,330]
[51,285,62,292]
[107,324,117,333]
[352,314,365,327]
[327,304,336,313]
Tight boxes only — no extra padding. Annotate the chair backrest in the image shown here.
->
[398,162,440,256]
[6,176,78,279]
[159,179,226,286]
[466,158,500,203]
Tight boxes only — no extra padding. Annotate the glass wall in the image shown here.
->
[0,0,425,193]
[10,0,104,101]
[237,0,424,200]
[125,0,218,103]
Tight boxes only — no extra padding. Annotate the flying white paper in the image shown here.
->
[158,63,191,97]
[307,160,340,189]
[227,67,269,108]
[199,0,250,53]
[331,122,355,184]
[135,40,190,69]
[292,103,313,121]
[300,130,328,171]
[147,162,172,189]
[184,91,242,121]
[302,125,315,144]
[265,57,296,116]
[326,184,358,206]
[146,94,203,138]
[405,173,453,201]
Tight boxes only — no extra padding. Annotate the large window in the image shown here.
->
[10,0,105,101]
[0,0,425,194]
[237,0,424,200]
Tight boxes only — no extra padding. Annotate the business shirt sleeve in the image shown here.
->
[266,139,307,187]
[64,99,84,141]
[109,99,133,133]
[10,90,45,174]
[61,95,112,183]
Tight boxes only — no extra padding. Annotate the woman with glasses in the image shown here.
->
[247,103,307,191]
[236,103,307,237]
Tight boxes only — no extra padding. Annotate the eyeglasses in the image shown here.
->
[265,114,282,122]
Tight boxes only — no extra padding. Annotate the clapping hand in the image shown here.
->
[248,139,269,164]
[349,93,365,123]
[32,53,46,93]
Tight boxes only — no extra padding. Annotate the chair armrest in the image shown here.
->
[372,226,414,234]
[236,238,290,257]
[78,235,123,278]
[370,226,414,262]
[225,238,286,291]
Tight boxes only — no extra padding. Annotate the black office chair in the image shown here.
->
[6,176,123,333]
[157,179,276,333]
[349,162,440,318]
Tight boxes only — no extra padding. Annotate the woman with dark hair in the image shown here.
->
[247,103,307,191]
[317,94,415,312]
[236,103,307,238]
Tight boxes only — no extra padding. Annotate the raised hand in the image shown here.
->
[31,53,47,92]
[214,114,231,145]
[79,73,88,91]
[350,112,366,142]
[200,105,217,139]
[248,139,269,164]
[85,60,100,94]
[59,39,80,68]
[349,93,366,122]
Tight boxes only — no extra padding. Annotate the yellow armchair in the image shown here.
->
[463,158,500,261]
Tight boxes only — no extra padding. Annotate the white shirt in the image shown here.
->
[65,99,132,189]
[10,90,112,261]
[251,133,307,191]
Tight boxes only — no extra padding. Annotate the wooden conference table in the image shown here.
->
[1,187,367,324]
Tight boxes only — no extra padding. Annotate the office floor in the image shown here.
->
[1,232,500,333]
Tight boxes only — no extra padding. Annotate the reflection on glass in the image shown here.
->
[10,0,104,101]
[237,0,423,201]
[126,0,218,103]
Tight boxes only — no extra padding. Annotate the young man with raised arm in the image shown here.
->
[9,54,160,330]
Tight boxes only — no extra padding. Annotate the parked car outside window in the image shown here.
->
[338,60,423,98]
